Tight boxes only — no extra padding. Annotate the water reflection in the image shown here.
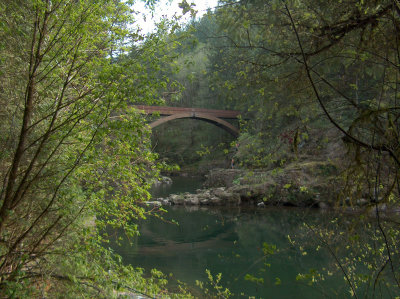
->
[108,176,398,298]
[110,206,353,298]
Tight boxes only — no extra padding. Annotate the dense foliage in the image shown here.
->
[0,0,188,297]
[216,0,400,192]
[202,0,400,296]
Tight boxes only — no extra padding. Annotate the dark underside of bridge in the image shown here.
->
[135,105,240,137]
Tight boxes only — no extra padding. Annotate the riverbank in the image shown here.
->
[153,162,398,212]
[153,160,340,208]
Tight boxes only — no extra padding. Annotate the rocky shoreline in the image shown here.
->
[147,165,400,213]
[151,185,324,208]
[149,163,339,208]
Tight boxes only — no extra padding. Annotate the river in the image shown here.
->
[109,176,395,298]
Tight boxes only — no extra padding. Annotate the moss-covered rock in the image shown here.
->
[203,161,341,207]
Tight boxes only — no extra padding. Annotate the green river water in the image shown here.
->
[110,176,396,298]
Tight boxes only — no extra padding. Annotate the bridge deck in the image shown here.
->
[135,105,240,119]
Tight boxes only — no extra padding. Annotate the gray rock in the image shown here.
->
[200,199,210,205]
[213,188,241,205]
[161,176,172,184]
[188,197,200,205]
[229,185,253,198]
[209,197,223,205]
[197,191,211,200]
[170,194,184,205]
[161,199,171,205]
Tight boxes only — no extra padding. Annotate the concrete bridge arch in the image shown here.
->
[149,112,239,137]
[135,105,240,138]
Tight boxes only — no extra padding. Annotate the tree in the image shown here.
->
[0,0,184,296]
[210,0,400,192]
[208,0,400,296]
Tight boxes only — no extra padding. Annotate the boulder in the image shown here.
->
[200,198,210,205]
[188,197,200,205]
[161,199,171,205]
[170,194,184,205]
[197,190,211,200]
[183,195,200,205]
[213,188,241,205]
[209,197,223,205]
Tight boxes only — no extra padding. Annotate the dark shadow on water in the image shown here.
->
[110,205,359,298]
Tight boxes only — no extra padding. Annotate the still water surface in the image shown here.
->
[112,177,356,298]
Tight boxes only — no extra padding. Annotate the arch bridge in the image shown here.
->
[135,105,240,137]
